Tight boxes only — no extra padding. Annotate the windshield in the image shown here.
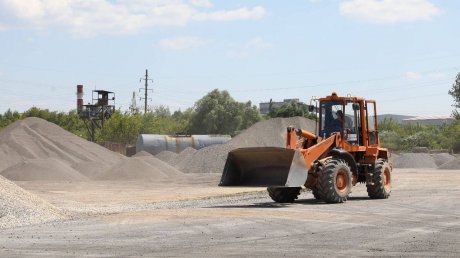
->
[319,100,343,138]
[319,99,358,143]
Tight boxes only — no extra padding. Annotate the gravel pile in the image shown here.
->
[133,153,184,178]
[431,153,456,167]
[393,153,438,169]
[0,175,65,229]
[155,150,179,163]
[1,158,88,181]
[438,156,460,170]
[0,117,124,181]
[0,118,184,182]
[389,153,400,164]
[158,117,316,173]
[229,117,316,147]
[95,153,184,181]
[0,118,189,229]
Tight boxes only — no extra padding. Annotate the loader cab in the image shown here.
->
[319,99,361,145]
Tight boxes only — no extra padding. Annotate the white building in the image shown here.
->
[402,116,455,126]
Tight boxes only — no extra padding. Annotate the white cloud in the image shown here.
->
[405,71,422,80]
[340,0,441,23]
[0,0,266,37]
[226,37,272,60]
[158,36,206,50]
[189,0,213,8]
[193,6,265,22]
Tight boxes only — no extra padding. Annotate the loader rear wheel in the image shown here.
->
[317,158,352,203]
[367,159,391,199]
[267,187,301,203]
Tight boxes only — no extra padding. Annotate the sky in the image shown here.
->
[0,0,459,116]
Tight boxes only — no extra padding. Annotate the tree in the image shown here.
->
[448,72,460,119]
[0,109,21,128]
[150,105,171,117]
[97,111,142,144]
[190,89,261,135]
[268,101,315,119]
[140,107,192,135]
[239,101,262,131]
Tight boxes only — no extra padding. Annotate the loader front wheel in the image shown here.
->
[367,159,391,199]
[317,158,352,203]
[267,187,301,203]
[311,187,321,200]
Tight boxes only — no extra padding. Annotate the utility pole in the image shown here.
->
[139,69,153,113]
[129,91,139,114]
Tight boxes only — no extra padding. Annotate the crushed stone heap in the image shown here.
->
[438,155,460,170]
[156,117,316,174]
[0,117,183,181]
[0,117,124,180]
[393,153,438,169]
[0,175,65,229]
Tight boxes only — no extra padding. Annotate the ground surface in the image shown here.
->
[0,169,459,257]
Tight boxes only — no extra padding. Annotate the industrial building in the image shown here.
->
[402,115,455,126]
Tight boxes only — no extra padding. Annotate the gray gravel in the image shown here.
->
[0,169,459,257]
[0,175,65,229]
[158,117,316,174]
[393,153,438,168]
[58,190,271,216]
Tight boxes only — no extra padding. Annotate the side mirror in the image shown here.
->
[353,103,360,111]
[308,105,316,112]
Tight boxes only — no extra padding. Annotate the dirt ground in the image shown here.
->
[0,168,459,257]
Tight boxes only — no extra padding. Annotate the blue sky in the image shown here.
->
[0,0,458,116]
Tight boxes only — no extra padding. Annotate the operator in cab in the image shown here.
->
[336,110,353,130]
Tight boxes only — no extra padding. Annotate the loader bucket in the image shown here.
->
[219,147,308,187]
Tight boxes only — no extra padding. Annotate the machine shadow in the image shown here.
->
[207,196,371,209]
[207,198,323,209]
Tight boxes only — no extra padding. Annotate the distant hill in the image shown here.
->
[377,114,415,124]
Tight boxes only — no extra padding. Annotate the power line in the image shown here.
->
[379,93,447,103]
[156,67,458,95]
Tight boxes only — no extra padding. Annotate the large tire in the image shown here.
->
[311,187,321,200]
[367,159,392,199]
[267,187,301,203]
[316,158,352,203]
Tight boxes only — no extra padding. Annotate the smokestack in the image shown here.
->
[77,85,84,113]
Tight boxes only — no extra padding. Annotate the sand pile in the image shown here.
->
[157,117,316,173]
[0,175,65,229]
[0,117,124,181]
[393,153,438,169]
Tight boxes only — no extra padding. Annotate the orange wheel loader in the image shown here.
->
[219,92,392,203]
